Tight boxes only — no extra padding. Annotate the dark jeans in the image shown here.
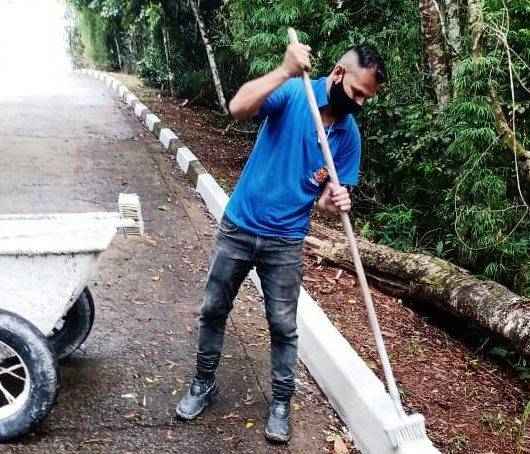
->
[196,215,304,401]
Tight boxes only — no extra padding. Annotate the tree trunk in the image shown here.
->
[420,0,451,106]
[468,0,483,58]
[443,0,461,56]
[162,27,175,97]
[467,0,530,183]
[114,35,123,70]
[306,223,530,355]
[491,87,530,177]
[188,0,229,114]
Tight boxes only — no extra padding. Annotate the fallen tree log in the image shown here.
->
[306,223,530,355]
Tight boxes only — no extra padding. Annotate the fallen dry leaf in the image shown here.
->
[333,435,349,454]
[121,393,137,400]
[143,235,158,247]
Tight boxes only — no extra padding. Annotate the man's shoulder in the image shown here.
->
[281,77,304,96]
[343,115,361,136]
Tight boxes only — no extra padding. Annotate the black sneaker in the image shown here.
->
[264,399,291,443]
[176,376,218,420]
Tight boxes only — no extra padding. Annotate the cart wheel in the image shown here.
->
[0,310,58,442]
[48,288,95,361]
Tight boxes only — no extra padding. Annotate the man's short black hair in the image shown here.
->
[353,46,386,84]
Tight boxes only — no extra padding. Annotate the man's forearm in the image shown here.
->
[228,67,290,120]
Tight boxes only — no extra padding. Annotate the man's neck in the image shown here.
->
[320,106,337,127]
[321,76,337,127]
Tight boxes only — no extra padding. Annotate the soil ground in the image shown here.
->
[113,73,530,454]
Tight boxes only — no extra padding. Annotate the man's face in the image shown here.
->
[332,65,380,106]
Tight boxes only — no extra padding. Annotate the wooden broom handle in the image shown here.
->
[287,27,405,415]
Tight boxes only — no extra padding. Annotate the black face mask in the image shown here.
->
[329,77,362,118]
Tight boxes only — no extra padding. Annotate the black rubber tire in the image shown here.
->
[0,310,58,442]
[48,288,95,361]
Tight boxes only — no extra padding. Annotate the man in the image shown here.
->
[176,41,385,443]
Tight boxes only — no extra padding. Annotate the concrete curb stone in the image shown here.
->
[187,161,207,188]
[118,84,128,98]
[159,128,178,152]
[134,102,148,119]
[175,147,198,174]
[125,93,139,107]
[145,113,161,133]
[153,121,163,139]
[195,173,228,223]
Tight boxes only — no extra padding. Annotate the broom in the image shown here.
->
[287,27,427,450]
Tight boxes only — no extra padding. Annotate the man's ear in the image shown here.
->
[331,64,345,82]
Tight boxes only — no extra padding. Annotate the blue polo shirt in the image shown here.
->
[225,77,361,239]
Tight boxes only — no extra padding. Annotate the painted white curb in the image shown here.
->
[134,102,148,119]
[176,146,198,174]
[125,92,138,107]
[118,84,128,98]
[196,174,228,223]
[296,288,439,454]
[145,113,161,133]
[159,128,178,151]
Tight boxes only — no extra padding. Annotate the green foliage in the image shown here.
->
[135,4,166,86]
[374,205,417,251]
[225,0,362,78]
[77,6,113,67]
[67,0,530,295]
[137,44,166,85]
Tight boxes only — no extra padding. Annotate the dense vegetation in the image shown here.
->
[68,0,530,296]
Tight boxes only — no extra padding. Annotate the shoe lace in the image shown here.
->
[191,376,214,395]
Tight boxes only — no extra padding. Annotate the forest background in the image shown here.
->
[66,0,530,297]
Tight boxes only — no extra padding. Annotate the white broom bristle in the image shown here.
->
[385,413,427,449]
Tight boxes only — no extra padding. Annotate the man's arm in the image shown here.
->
[228,43,312,121]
